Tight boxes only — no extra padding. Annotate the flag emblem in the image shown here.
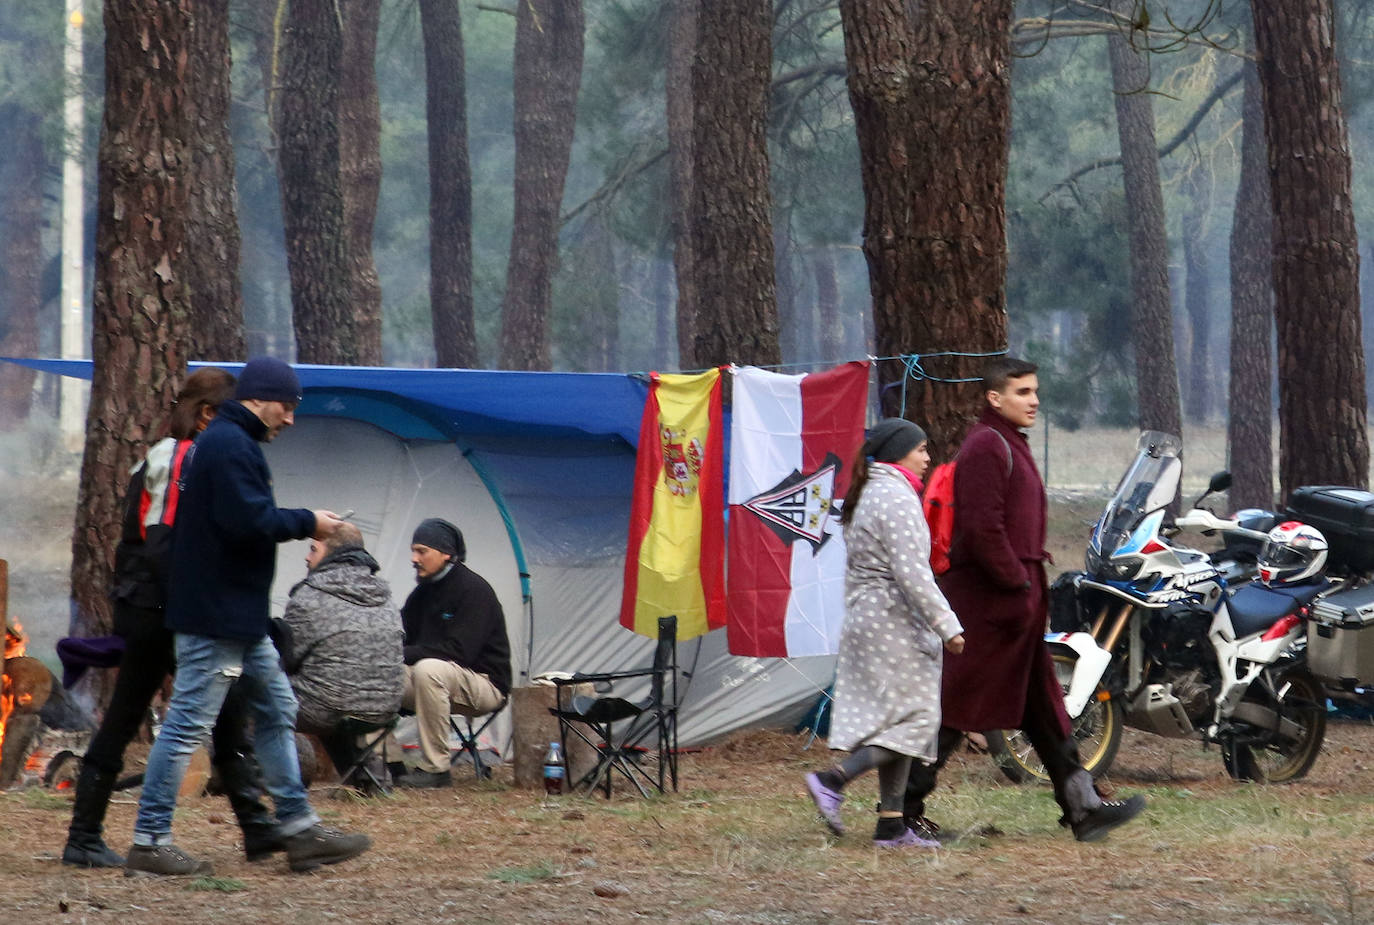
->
[739,453,843,552]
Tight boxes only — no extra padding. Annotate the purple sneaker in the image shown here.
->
[874,827,941,850]
[804,772,846,836]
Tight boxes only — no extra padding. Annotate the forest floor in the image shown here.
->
[3,724,1374,924]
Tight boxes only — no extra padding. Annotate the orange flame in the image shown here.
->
[0,619,26,758]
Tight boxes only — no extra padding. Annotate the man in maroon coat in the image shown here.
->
[904,357,1145,842]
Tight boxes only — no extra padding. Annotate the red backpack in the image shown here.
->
[923,462,958,575]
[923,429,1012,575]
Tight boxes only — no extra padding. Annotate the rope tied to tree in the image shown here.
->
[887,349,1009,419]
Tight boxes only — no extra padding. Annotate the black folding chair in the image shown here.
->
[548,615,679,798]
[334,715,399,796]
[449,695,509,780]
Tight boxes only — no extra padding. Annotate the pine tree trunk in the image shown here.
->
[279,0,356,364]
[1182,163,1211,422]
[420,0,477,368]
[813,246,842,362]
[340,0,383,365]
[1227,52,1274,510]
[72,0,193,651]
[185,0,245,363]
[1106,22,1183,439]
[839,0,1011,462]
[774,223,797,364]
[689,0,779,368]
[0,109,43,429]
[666,0,699,369]
[499,0,585,371]
[1252,0,1368,495]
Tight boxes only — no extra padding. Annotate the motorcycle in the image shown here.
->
[988,431,1328,785]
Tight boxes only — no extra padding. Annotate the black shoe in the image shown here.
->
[62,835,126,868]
[123,844,214,878]
[903,814,942,842]
[1071,795,1146,843]
[283,824,371,873]
[395,767,452,789]
[242,824,286,863]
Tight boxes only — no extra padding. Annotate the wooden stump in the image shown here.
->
[511,684,596,789]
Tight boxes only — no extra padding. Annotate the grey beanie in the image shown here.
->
[412,518,465,562]
[234,356,302,404]
[863,418,928,464]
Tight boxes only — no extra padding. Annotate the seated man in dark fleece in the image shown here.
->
[389,518,511,789]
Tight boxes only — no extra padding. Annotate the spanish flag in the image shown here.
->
[620,369,726,640]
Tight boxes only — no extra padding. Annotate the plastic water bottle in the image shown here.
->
[542,741,566,795]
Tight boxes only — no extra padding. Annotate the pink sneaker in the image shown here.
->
[875,827,940,849]
[804,772,846,836]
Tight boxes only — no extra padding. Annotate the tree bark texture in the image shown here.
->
[1181,162,1211,422]
[339,0,383,365]
[420,0,477,368]
[1227,53,1274,510]
[499,0,585,371]
[666,0,699,369]
[278,0,357,364]
[1252,0,1368,495]
[184,0,245,362]
[0,109,44,429]
[73,0,193,648]
[838,0,1011,463]
[688,0,779,369]
[1106,23,1183,440]
[813,245,843,362]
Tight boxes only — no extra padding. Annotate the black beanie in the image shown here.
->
[234,356,302,404]
[863,418,928,464]
[412,518,465,562]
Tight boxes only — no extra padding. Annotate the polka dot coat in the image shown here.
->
[829,463,963,763]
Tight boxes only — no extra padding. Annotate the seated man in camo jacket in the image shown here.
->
[275,523,404,789]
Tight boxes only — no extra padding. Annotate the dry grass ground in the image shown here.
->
[3,722,1374,924]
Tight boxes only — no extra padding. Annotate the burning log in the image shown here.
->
[1,654,53,788]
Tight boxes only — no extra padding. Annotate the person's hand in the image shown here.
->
[312,510,343,539]
[944,634,965,655]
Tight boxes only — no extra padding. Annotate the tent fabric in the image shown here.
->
[3,357,839,747]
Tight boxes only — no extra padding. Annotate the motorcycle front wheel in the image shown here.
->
[1220,667,1326,783]
[987,652,1123,784]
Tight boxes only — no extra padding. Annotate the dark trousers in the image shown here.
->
[82,602,255,776]
[905,653,1084,821]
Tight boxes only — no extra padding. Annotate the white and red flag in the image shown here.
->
[726,361,869,657]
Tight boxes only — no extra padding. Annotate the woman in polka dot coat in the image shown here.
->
[804,418,964,848]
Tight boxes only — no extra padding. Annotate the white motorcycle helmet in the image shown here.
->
[1257,521,1329,587]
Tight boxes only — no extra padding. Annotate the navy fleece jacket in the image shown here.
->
[165,400,316,640]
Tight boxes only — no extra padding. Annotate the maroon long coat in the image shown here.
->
[938,407,1071,735]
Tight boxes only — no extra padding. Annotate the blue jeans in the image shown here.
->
[132,633,319,846]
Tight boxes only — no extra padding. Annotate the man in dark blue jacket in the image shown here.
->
[126,357,371,877]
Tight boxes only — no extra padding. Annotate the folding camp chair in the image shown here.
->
[449,694,509,780]
[548,615,679,798]
[334,715,399,796]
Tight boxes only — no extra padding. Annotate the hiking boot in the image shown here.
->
[804,772,846,836]
[395,767,451,789]
[1071,795,1146,843]
[874,827,941,850]
[62,834,125,868]
[242,824,286,863]
[283,824,372,873]
[123,844,214,878]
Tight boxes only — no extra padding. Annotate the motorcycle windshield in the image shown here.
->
[1090,431,1182,558]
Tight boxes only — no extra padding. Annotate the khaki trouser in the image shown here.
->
[391,658,503,773]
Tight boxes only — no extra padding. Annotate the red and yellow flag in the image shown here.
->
[620,369,725,640]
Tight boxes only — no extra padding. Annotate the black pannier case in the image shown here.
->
[1285,486,1374,575]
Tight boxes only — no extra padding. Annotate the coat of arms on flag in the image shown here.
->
[620,369,726,641]
[726,361,870,658]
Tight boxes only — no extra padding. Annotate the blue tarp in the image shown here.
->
[1,358,650,446]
